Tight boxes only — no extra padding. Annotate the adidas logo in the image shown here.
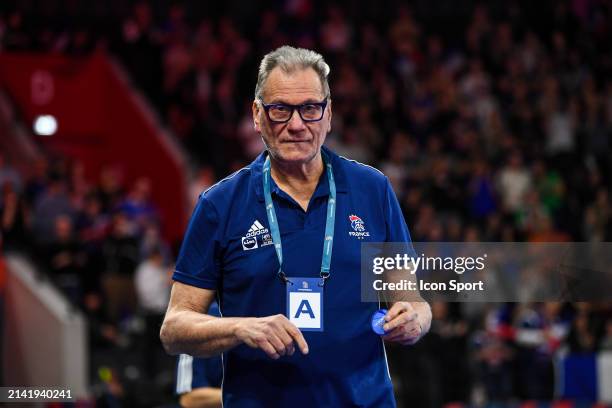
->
[242,220,270,251]
[248,220,265,233]
[244,220,269,238]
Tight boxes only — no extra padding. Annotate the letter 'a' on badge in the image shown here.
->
[287,277,323,331]
[371,308,388,335]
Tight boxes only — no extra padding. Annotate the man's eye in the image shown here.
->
[302,104,318,113]
[272,105,291,112]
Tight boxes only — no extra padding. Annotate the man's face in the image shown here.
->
[253,67,332,165]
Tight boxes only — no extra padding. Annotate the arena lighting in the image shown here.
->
[33,114,58,136]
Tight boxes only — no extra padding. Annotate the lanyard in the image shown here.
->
[262,151,336,286]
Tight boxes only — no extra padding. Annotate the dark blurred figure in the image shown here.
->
[101,211,139,323]
[45,215,87,304]
[116,177,159,234]
[23,158,49,207]
[116,1,164,109]
[426,302,471,406]
[31,173,75,247]
[567,303,598,354]
[474,305,515,406]
[0,183,29,252]
[2,11,31,50]
[96,165,125,214]
[513,303,569,400]
[135,247,172,380]
[0,153,22,192]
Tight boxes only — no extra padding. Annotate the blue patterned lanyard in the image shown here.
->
[262,151,337,286]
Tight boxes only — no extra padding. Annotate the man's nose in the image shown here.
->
[287,109,306,130]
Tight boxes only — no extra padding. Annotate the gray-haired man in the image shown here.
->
[161,46,431,407]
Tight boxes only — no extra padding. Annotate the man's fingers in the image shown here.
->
[284,322,309,354]
[383,322,422,344]
[256,338,280,359]
[383,325,409,340]
[268,333,288,356]
[384,311,417,332]
[382,332,404,342]
[382,325,404,339]
[383,326,415,341]
[385,302,413,322]
[276,327,296,356]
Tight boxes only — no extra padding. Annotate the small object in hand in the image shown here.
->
[371,308,388,335]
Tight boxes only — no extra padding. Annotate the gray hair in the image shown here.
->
[254,46,331,100]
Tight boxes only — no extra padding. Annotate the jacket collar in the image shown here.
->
[251,145,348,203]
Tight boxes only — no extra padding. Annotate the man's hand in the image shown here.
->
[234,314,309,359]
[382,302,424,345]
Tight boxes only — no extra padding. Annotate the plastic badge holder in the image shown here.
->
[371,308,388,335]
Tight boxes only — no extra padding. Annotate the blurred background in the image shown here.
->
[0,0,611,407]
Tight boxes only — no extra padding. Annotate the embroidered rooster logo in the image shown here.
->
[349,215,366,232]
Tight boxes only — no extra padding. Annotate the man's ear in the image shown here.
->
[252,100,261,133]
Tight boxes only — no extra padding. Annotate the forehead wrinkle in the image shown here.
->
[261,67,324,103]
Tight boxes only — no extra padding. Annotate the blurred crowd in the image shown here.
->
[0,153,177,404]
[1,0,612,406]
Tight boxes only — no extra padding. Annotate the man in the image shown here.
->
[161,45,432,407]
[175,302,223,408]
[134,247,172,379]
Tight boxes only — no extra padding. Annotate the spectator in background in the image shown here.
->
[0,183,29,252]
[76,193,109,248]
[468,159,497,220]
[319,5,352,54]
[543,95,577,166]
[1,11,30,50]
[118,1,164,108]
[135,247,172,380]
[140,222,171,261]
[380,132,411,198]
[45,215,86,304]
[102,211,139,323]
[513,302,569,400]
[518,190,550,236]
[0,153,22,193]
[426,302,471,406]
[96,165,125,214]
[117,177,159,233]
[532,160,564,217]
[496,151,532,215]
[82,289,124,350]
[600,319,612,351]
[527,212,571,242]
[237,104,266,160]
[23,158,49,207]
[32,173,75,246]
[74,193,108,296]
[189,166,215,209]
[68,161,92,208]
[567,303,597,354]
[583,188,611,241]
[474,305,515,406]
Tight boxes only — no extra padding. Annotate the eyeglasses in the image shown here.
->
[258,97,329,123]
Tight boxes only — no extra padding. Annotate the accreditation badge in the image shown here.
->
[286,277,323,332]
